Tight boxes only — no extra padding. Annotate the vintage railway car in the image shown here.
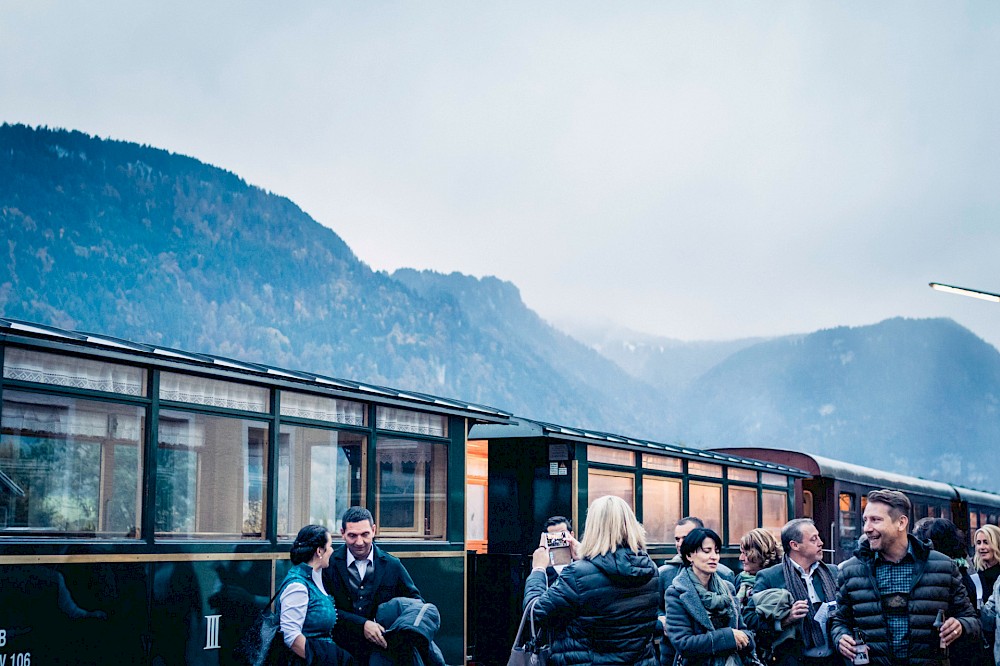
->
[0,318,511,665]
[463,419,807,666]
[711,448,1000,563]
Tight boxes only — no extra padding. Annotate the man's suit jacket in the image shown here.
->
[322,544,422,641]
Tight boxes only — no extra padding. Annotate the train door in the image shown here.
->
[801,476,837,563]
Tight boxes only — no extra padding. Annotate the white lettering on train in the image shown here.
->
[0,628,6,646]
[205,614,221,650]
[0,654,32,666]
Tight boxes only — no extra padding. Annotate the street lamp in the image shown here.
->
[929,282,1000,303]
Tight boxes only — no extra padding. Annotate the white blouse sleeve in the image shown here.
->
[279,582,309,648]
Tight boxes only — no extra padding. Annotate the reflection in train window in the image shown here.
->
[763,490,789,536]
[689,481,722,534]
[156,410,269,539]
[3,347,147,396]
[643,476,681,543]
[276,425,363,539]
[589,469,635,508]
[728,486,758,545]
[1,390,144,538]
[375,438,447,538]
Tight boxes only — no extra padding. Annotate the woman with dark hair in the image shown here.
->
[913,517,988,666]
[278,524,353,665]
[665,527,755,666]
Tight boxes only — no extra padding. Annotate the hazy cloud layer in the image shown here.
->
[4,2,1000,346]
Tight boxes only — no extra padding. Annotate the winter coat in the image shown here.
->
[369,597,446,666]
[830,534,981,666]
[664,569,755,666]
[658,556,736,666]
[523,546,660,666]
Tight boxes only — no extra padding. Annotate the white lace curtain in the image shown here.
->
[280,391,365,426]
[159,371,269,413]
[3,347,146,396]
[375,407,447,437]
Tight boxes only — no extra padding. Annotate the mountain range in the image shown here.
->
[3,123,999,490]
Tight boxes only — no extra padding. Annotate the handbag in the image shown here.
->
[235,586,290,666]
[507,598,550,666]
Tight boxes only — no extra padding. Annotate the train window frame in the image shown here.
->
[0,388,146,539]
[159,371,270,414]
[588,468,635,509]
[588,445,636,467]
[688,480,723,534]
[727,485,758,545]
[688,461,723,479]
[280,390,367,427]
[762,489,789,536]
[728,467,757,483]
[3,346,148,397]
[375,407,447,438]
[642,475,682,544]
[373,437,448,540]
[155,407,270,540]
[274,423,365,540]
[641,453,681,473]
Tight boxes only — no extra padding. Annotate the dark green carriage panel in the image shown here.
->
[397,554,465,665]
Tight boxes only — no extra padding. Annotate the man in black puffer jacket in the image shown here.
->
[831,489,980,666]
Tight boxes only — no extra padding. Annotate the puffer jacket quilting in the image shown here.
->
[523,546,659,666]
[830,534,981,666]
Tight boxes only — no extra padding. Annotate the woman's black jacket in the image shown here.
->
[523,546,659,666]
[830,534,981,666]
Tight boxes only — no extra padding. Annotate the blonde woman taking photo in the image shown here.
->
[522,495,659,666]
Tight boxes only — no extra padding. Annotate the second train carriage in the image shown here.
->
[464,419,808,666]
[712,447,1000,563]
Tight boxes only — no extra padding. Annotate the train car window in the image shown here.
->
[763,490,789,535]
[689,481,722,534]
[728,486,758,545]
[942,505,951,521]
[642,476,681,543]
[762,472,787,487]
[160,371,269,413]
[156,410,269,539]
[588,469,635,508]
[275,426,364,539]
[375,407,447,438]
[970,509,979,531]
[3,346,147,397]
[860,495,868,512]
[375,438,447,538]
[641,453,681,473]
[991,514,998,525]
[1,390,144,538]
[801,490,814,518]
[728,468,757,483]
[839,493,859,552]
[589,446,635,467]
[982,512,989,528]
[688,461,723,478]
[281,391,366,426]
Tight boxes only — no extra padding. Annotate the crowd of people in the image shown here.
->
[525,488,1000,666]
[270,488,1000,666]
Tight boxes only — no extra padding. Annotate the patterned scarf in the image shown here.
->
[781,556,837,651]
[686,567,733,627]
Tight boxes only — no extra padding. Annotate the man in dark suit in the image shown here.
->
[744,518,839,666]
[322,506,422,665]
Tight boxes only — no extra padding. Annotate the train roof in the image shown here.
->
[955,486,1000,508]
[0,317,513,424]
[710,447,991,502]
[470,418,809,476]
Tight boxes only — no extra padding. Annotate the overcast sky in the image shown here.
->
[4,2,1000,348]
